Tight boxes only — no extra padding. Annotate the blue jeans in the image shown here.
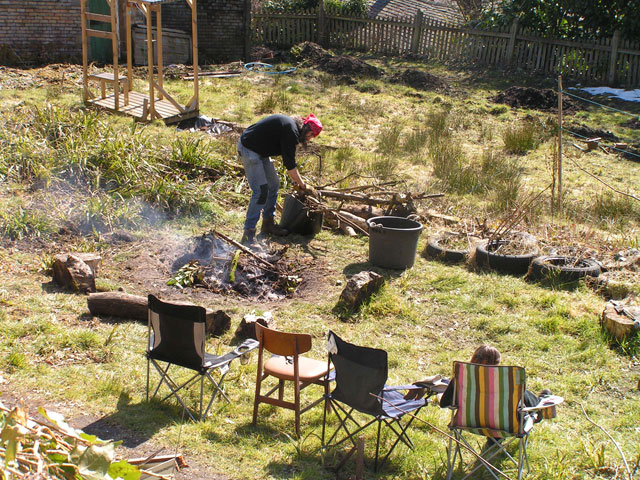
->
[238,139,280,230]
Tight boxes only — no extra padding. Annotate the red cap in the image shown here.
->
[303,113,323,137]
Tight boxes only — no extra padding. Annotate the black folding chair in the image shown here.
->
[146,294,258,421]
[322,331,429,471]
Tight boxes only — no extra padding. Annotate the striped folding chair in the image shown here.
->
[445,361,555,480]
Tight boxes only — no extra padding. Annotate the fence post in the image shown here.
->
[608,30,621,86]
[317,0,326,47]
[410,9,424,54]
[506,18,518,65]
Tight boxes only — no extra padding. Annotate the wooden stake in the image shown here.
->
[557,75,563,218]
[355,436,364,480]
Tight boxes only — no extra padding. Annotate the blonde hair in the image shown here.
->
[470,345,501,365]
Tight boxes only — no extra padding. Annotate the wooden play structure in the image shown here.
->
[80,0,199,124]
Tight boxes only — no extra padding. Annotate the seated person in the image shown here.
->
[406,344,553,423]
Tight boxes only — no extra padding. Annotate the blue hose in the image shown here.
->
[243,62,297,75]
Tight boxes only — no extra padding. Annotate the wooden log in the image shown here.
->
[601,302,639,340]
[341,204,384,219]
[318,190,443,206]
[88,292,148,320]
[87,292,231,335]
[324,215,357,236]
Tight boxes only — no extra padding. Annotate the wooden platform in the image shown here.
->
[88,90,199,124]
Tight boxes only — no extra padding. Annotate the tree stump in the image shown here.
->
[235,312,275,340]
[601,302,639,340]
[207,310,231,337]
[337,271,385,314]
[53,253,101,293]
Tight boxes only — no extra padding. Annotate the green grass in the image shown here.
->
[1,57,640,479]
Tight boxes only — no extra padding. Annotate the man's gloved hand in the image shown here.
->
[304,185,319,199]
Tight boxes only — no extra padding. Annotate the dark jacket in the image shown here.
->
[240,114,301,170]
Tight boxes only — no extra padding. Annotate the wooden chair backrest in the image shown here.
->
[255,323,312,357]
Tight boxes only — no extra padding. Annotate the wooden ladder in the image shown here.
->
[81,0,128,110]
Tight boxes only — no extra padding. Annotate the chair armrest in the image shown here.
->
[232,338,259,356]
[383,384,420,392]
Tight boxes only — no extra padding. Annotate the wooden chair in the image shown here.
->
[252,324,331,436]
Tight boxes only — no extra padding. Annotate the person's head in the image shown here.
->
[470,345,501,365]
[295,114,323,145]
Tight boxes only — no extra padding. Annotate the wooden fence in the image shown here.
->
[251,7,640,87]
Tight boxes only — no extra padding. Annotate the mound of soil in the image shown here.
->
[318,55,382,78]
[391,68,448,91]
[293,41,333,65]
[565,123,619,142]
[251,45,275,61]
[292,41,381,78]
[623,117,640,129]
[493,86,573,112]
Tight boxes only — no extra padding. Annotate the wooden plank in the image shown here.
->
[126,1,132,103]
[152,81,185,112]
[146,5,155,120]
[156,4,164,100]
[87,28,113,39]
[81,0,88,103]
[111,0,119,112]
[85,12,112,23]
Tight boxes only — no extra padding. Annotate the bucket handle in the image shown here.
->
[368,223,385,234]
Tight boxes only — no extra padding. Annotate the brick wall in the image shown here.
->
[0,0,248,66]
[156,0,248,63]
[0,0,82,64]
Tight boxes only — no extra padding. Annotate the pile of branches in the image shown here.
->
[302,182,443,236]
[0,401,141,480]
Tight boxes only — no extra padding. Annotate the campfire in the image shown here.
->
[168,231,302,300]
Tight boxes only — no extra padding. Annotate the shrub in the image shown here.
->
[502,120,539,154]
[591,191,637,223]
[376,124,403,154]
[256,90,292,114]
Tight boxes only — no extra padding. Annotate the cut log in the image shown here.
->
[332,210,368,231]
[87,293,231,335]
[53,253,101,293]
[235,312,275,339]
[207,310,231,337]
[88,292,148,321]
[337,271,385,315]
[341,204,384,220]
[601,302,639,340]
[324,215,357,236]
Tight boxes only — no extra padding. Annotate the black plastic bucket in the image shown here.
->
[279,194,323,236]
[367,216,423,269]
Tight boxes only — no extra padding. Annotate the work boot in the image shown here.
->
[260,216,288,236]
[240,228,256,246]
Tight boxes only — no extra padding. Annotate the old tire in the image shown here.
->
[475,240,539,275]
[425,235,468,263]
[528,256,601,282]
